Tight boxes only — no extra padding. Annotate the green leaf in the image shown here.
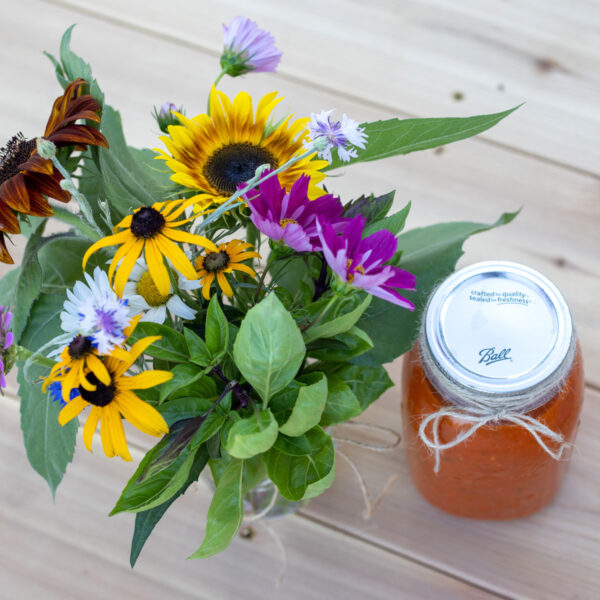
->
[354,210,519,365]
[343,190,395,223]
[158,363,207,403]
[190,458,245,559]
[169,376,218,402]
[111,415,220,514]
[337,364,393,412]
[130,445,207,567]
[183,328,211,366]
[303,460,337,500]
[233,294,305,404]
[307,326,373,362]
[158,396,216,426]
[324,106,520,171]
[319,372,362,427]
[11,221,46,341]
[364,201,411,237]
[224,409,279,459]
[278,373,327,437]
[205,296,229,359]
[303,293,372,343]
[18,362,78,497]
[0,268,19,306]
[19,293,64,352]
[265,427,335,501]
[129,322,189,362]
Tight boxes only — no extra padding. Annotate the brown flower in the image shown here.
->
[0,78,108,263]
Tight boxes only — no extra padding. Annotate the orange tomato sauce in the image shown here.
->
[401,343,584,519]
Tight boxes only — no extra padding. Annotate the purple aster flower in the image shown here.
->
[246,172,345,252]
[153,102,183,134]
[221,16,282,76]
[316,215,416,309]
[0,306,14,389]
[305,109,368,163]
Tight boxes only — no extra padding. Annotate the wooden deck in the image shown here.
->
[1,1,599,598]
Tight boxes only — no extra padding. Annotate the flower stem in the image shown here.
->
[14,345,55,369]
[300,295,337,334]
[50,204,101,241]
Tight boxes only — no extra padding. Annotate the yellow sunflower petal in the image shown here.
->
[117,370,173,391]
[83,406,101,452]
[114,390,169,437]
[114,239,144,296]
[154,234,197,280]
[216,271,234,298]
[144,238,171,297]
[58,396,88,426]
[87,354,111,385]
[82,230,131,271]
[107,403,132,461]
[162,228,218,252]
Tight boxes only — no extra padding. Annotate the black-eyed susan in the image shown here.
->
[154,87,328,211]
[57,331,171,461]
[182,239,259,300]
[0,78,108,263]
[82,198,217,297]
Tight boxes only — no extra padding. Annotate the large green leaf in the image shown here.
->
[233,294,305,404]
[354,211,519,365]
[158,363,207,403]
[18,362,78,497]
[205,296,229,360]
[264,427,335,501]
[324,107,519,171]
[129,447,208,567]
[129,322,189,362]
[224,409,279,459]
[306,326,373,362]
[190,458,245,559]
[319,372,362,427]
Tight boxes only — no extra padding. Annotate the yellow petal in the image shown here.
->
[82,230,131,271]
[87,354,111,385]
[201,274,214,300]
[62,362,81,403]
[117,370,173,391]
[154,234,197,280]
[217,271,233,298]
[114,391,169,437]
[108,236,138,285]
[144,238,171,297]
[58,396,88,426]
[83,406,101,452]
[114,239,144,296]
[230,262,257,277]
[100,408,116,458]
[162,228,217,252]
[123,314,142,339]
[107,403,132,461]
[114,335,162,378]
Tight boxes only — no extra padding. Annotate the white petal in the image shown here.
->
[142,305,167,324]
[167,295,197,320]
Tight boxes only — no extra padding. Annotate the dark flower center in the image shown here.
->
[79,372,115,407]
[68,335,93,359]
[0,133,36,185]
[130,206,166,238]
[203,251,230,273]
[203,143,277,195]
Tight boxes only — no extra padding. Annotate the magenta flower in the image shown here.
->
[246,173,345,252]
[221,16,282,76]
[0,306,14,389]
[316,216,416,309]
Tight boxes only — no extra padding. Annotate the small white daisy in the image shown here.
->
[123,259,197,324]
[60,267,131,355]
[305,109,368,163]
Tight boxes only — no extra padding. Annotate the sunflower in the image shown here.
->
[82,197,218,297]
[182,239,259,300]
[154,87,328,211]
[0,78,107,263]
[57,329,171,461]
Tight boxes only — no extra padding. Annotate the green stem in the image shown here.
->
[207,68,229,114]
[252,251,279,305]
[50,204,100,241]
[300,296,337,334]
[15,345,56,369]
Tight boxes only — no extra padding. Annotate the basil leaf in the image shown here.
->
[224,409,279,459]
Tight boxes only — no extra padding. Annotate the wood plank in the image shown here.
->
[1,0,598,388]
[0,396,500,600]
[43,0,600,175]
[303,372,600,600]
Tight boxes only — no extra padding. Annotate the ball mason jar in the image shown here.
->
[401,261,584,519]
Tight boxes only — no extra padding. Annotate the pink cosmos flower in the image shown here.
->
[316,215,416,309]
[221,16,282,76]
[246,173,345,252]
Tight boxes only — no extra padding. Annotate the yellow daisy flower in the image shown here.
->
[190,239,260,300]
[57,332,172,462]
[154,87,328,211]
[82,198,217,297]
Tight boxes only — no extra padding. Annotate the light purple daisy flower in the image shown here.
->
[246,172,345,252]
[0,306,14,389]
[305,109,368,163]
[316,215,416,309]
[221,16,282,76]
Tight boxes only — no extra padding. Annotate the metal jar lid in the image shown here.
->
[423,261,574,396]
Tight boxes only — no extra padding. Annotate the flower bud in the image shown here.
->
[153,102,184,134]
[36,137,56,159]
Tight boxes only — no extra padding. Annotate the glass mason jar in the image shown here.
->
[401,261,585,519]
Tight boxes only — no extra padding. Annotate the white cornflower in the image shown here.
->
[305,109,368,163]
[60,267,131,355]
[123,260,197,324]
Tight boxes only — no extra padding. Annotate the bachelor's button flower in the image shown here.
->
[220,16,282,76]
[305,109,368,163]
[316,215,416,309]
[48,381,81,408]
[246,172,345,252]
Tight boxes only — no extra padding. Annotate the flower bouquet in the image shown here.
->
[0,18,517,564]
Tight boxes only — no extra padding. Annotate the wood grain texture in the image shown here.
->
[0,396,499,600]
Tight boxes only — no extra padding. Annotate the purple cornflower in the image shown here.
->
[305,109,368,163]
[221,16,282,76]
[246,172,345,252]
[316,215,416,309]
[0,306,14,389]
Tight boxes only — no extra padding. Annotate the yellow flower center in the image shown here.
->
[280,218,299,228]
[136,271,170,307]
[346,259,365,284]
